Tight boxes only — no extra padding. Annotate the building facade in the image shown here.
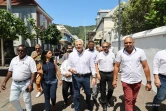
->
[0,0,53,55]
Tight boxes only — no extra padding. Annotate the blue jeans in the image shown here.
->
[41,80,57,111]
[153,74,166,111]
[72,74,91,111]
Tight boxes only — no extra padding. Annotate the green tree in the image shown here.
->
[145,0,166,29]
[113,0,152,35]
[43,24,62,45]
[0,9,32,66]
[28,19,62,46]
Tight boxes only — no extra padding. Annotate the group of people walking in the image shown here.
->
[1,36,166,111]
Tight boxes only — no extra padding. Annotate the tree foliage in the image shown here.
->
[145,0,166,29]
[112,0,166,35]
[28,18,62,45]
[43,24,62,45]
[0,9,32,40]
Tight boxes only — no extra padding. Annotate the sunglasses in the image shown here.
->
[17,50,24,52]
[35,48,40,49]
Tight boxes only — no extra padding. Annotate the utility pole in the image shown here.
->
[84,20,86,48]
[118,0,121,51]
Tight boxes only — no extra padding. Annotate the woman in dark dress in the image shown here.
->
[40,50,62,111]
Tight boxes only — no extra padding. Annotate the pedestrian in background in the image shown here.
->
[1,45,37,111]
[60,47,74,109]
[61,45,73,62]
[86,41,99,102]
[152,49,166,111]
[31,44,43,98]
[40,50,62,111]
[95,42,115,111]
[67,39,96,111]
[112,36,152,111]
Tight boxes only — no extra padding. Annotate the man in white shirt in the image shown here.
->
[1,45,37,111]
[68,39,96,111]
[86,41,99,102]
[95,42,115,111]
[112,37,152,111]
[152,50,166,111]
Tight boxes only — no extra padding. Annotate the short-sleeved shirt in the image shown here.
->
[9,55,37,81]
[115,47,147,84]
[153,50,166,75]
[95,51,115,72]
[31,51,41,61]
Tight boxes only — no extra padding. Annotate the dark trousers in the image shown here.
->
[62,80,73,103]
[72,74,91,111]
[99,71,114,105]
[153,74,166,111]
[41,80,57,111]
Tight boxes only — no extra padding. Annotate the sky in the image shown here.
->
[36,0,125,27]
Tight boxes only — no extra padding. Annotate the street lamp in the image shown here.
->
[118,0,121,51]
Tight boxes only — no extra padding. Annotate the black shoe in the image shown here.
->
[87,104,93,111]
[92,96,97,103]
[98,97,102,104]
[107,98,115,107]
[63,103,67,109]
[71,103,74,109]
[103,105,107,111]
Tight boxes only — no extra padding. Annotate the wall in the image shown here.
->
[112,26,166,92]
[12,6,36,47]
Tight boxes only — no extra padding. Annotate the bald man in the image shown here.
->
[112,37,152,111]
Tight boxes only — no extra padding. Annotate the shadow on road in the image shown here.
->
[32,103,45,111]
[113,95,141,111]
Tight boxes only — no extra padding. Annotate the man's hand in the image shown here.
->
[154,78,161,88]
[65,73,71,78]
[59,80,62,86]
[26,84,33,92]
[92,78,96,86]
[69,68,77,74]
[37,52,41,56]
[112,80,117,88]
[1,82,6,90]
[97,73,101,81]
[145,83,152,91]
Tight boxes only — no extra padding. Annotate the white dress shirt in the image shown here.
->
[60,60,72,82]
[9,55,37,81]
[153,50,166,75]
[86,48,98,62]
[67,49,96,75]
[95,51,115,72]
[115,47,147,84]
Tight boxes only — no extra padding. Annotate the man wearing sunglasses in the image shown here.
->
[31,44,43,98]
[1,45,37,111]
[95,42,115,111]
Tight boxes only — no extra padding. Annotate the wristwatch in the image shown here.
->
[147,81,151,84]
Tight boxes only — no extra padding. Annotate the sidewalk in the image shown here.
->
[0,74,166,111]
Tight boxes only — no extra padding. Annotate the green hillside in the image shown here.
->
[64,25,96,40]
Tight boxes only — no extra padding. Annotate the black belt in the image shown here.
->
[99,71,113,74]
[74,73,90,77]
[159,74,166,78]
[14,78,30,83]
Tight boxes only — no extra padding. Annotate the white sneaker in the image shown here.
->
[35,92,42,98]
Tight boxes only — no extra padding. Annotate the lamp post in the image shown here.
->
[118,0,121,51]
